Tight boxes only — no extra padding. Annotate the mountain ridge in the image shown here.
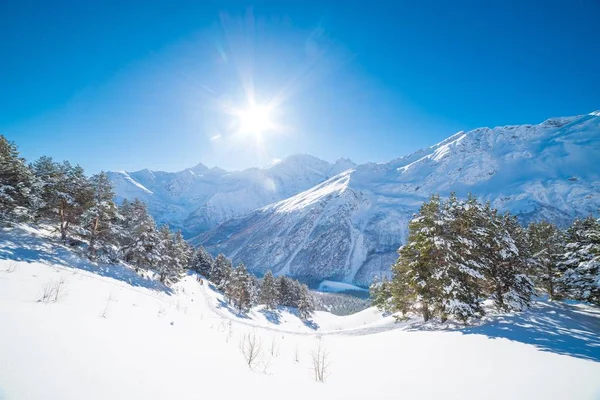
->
[193,112,600,286]
[107,154,357,236]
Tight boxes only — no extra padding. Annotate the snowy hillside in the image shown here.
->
[197,112,600,286]
[1,226,600,400]
[108,155,356,236]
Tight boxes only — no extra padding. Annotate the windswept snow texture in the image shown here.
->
[197,113,600,286]
[1,226,600,400]
[108,155,356,237]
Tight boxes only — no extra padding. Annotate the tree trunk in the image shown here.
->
[547,265,555,300]
[422,300,430,321]
[59,200,67,244]
[89,237,96,259]
[495,283,504,309]
[88,217,99,259]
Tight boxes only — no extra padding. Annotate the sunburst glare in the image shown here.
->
[236,104,274,136]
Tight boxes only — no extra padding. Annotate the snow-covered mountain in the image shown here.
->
[196,112,600,287]
[108,155,356,236]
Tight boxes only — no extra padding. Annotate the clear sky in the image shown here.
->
[2,0,599,173]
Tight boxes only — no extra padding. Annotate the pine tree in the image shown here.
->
[225,263,254,313]
[388,194,535,322]
[480,209,533,311]
[558,216,600,305]
[391,195,445,321]
[276,276,295,307]
[527,221,564,299]
[501,214,535,310]
[260,270,279,309]
[120,199,161,272]
[435,194,485,322]
[31,158,93,243]
[80,172,119,260]
[171,230,192,276]
[248,273,260,307]
[297,283,315,320]
[210,253,233,290]
[0,135,34,222]
[369,276,393,312]
[157,225,175,283]
[190,246,214,278]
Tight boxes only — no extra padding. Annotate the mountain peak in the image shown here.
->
[334,157,356,166]
[187,162,210,174]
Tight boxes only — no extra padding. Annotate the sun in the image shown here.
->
[237,105,273,135]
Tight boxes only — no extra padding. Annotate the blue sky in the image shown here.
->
[1,0,599,173]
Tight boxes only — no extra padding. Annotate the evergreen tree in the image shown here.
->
[248,273,260,307]
[387,194,535,322]
[558,216,600,305]
[157,225,175,283]
[479,209,533,311]
[190,246,214,278]
[370,276,394,312]
[0,135,34,221]
[171,230,192,276]
[297,283,315,320]
[31,157,93,243]
[276,276,295,307]
[260,270,279,309]
[527,221,564,299]
[225,263,254,313]
[80,172,119,260]
[154,226,188,283]
[391,195,445,321]
[120,199,161,272]
[436,194,485,322]
[210,253,233,290]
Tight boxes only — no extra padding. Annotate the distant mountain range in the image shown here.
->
[110,111,600,287]
[107,155,356,237]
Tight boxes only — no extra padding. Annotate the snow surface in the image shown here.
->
[198,112,600,286]
[1,226,600,399]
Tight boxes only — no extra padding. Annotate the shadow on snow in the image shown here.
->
[405,300,600,363]
[0,226,172,295]
[461,301,600,363]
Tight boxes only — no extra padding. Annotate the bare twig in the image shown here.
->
[101,292,113,318]
[38,277,67,303]
[261,355,273,375]
[53,276,66,302]
[311,340,331,382]
[4,262,17,273]
[239,331,262,369]
[226,321,233,343]
[270,337,280,357]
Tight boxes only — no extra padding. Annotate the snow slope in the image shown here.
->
[197,112,600,286]
[1,226,600,400]
[108,155,356,237]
